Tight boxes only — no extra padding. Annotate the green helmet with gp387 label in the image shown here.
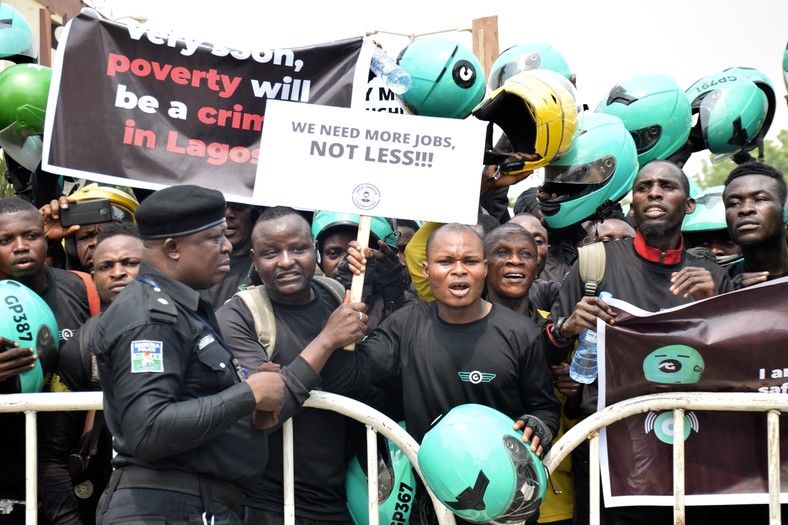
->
[0,279,59,393]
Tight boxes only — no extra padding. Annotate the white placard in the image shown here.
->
[255,99,487,224]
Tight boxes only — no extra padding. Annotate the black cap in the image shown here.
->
[135,185,226,240]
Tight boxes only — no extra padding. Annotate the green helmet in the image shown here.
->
[0,64,52,171]
[0,279,59,393]
[311,211,397,248]
[783,42,788,93]
[685,72,767,158]
[682,185,726,232]
[0,4,37,64]
[396,36,486,119]
[538,113,639,230]
[418,404,546,524]
[487,41,571,91]
[596,73,691,166]
[346,422,416,525]
[722,67,776,158]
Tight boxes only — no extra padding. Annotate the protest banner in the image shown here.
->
[255,100,486,225]
[597,277,788,507]
[42,9,369,200]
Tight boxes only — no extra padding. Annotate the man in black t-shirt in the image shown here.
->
[723,161,788,288]
[0,197,94,523]
[216,206,372,524]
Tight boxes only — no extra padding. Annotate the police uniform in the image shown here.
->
[92,186,260,524]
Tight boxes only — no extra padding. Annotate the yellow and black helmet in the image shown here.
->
[473,69,581,174]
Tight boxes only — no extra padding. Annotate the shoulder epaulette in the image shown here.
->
[146,286,178,323]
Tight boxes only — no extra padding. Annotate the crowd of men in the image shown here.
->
[0,155,786,525]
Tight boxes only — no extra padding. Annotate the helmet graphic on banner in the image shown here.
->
[0,64,52,171]
[0,280,59,393]
[596,73,691,166]
[396,36,486,119]
[685,72,767,159]
[311,211,397,248]
[346,421,416,525]
[0,4,37,64]
[538,113,638,230]
[418,404,547,524]
[488,41,572,91]
[473,69,581,174]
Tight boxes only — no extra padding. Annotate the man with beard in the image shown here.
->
[723,161,788,288]
[549,160,733,525]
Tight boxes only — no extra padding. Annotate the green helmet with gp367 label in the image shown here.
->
[596,73,691,167]
[418,404,547,524]
[346,421,416,525]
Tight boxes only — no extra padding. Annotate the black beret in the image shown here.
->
[135,185,226,240]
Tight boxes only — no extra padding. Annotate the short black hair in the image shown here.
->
[484,223,535,257]
[426,223,483,258]
[96,221,140,245]
[257,205,302,224]
[637,160,691,196]
[724,161,787,206]
[391,218,420,232]
[0,197,38,215]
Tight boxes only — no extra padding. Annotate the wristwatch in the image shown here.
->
[550,316,572,345]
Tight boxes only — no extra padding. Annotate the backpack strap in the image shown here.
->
[577,242,606,297]
[68,270,101,316]
[313,275,347,305]
[235,285,277,360]
[233,277,346,361]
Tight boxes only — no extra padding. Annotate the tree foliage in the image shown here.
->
[695,129,788,189]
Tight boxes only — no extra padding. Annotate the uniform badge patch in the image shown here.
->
[130,340,164,373]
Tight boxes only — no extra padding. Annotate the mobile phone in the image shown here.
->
[60,198,114,227]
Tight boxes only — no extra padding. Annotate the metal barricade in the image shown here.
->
[543,392,788,525]
[4,390,786,525]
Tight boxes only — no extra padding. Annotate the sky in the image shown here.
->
[87,0,788,192]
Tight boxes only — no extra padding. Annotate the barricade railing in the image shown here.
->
[542,392,788,525]
[4,391,786,525]
[0,391,456,525]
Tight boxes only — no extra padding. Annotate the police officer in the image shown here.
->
[92,185,286,524]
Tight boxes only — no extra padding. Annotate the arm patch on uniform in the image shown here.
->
[130,340,164,373]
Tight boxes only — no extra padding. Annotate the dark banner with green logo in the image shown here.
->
[599,277,788,506]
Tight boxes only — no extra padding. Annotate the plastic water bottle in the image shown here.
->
[369,45,412,95]
[569,291,613,384]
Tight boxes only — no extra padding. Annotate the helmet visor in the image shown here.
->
[0,123,42,172]
[492,435,545,524]
[543,155,617,186]
[630,125,662,155]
